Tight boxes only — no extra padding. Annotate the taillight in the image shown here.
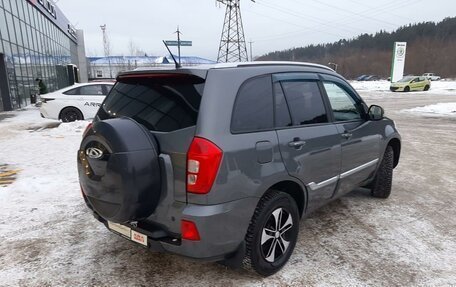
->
[186,137,222,194]
[181,220,200,241]
[42,98,54,103]
[83,122,93,137]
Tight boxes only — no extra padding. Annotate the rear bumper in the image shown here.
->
[39,104,58,120]
[87,196,258,262]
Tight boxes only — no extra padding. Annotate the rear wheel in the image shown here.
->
[424,85,430,91]
[404,86,410,92]
[243,190,299,276]
[371,146,394,198]
[60,107,83,122]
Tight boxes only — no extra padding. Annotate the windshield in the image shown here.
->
[398,76,414,82]
[97,74,205,132]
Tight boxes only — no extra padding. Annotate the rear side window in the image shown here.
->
[231,75,274,133]
[64,87,79,95]
[79,85,104,95]
[280,81,328,125]
[97,74,205,132]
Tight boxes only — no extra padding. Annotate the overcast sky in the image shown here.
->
[57,0,455,60]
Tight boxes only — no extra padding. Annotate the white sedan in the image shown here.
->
[40,82,114,122]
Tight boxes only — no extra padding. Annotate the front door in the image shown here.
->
[320,75,381,196]
[273,73,341,211]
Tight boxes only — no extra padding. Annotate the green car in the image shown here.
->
[390,76,431,92]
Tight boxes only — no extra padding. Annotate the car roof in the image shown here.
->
[42,82,114,96]
[119,61,335,78]
[76,82,114,86]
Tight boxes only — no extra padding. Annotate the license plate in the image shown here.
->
[108,221,148,246]
[108,221,131,238]
[131,230,148,246]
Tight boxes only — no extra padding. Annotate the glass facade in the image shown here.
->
[0,0,80,110]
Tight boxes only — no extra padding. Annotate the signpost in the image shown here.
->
[163,27,192,67]
[164,41,193,47]
[390,42,407,83]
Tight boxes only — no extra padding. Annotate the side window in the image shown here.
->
[79,85,104,95]
[280,81,328,126]
[323,82,362,122]
[231,75,274,133]
[274,82,292,128]
[63,87,79,95]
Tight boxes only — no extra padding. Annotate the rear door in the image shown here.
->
[320,74,381,196]
[274,73,341,210]
[410,77,424,91]
[78,84,106,116]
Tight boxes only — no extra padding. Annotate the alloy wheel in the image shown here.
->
[260,207,294,263]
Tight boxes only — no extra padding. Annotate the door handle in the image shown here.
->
[341,132,352,139]
[288,138,306,149]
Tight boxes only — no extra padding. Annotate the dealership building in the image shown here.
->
[0,0,88,112]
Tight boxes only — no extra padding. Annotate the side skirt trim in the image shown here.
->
[307,158,379,190]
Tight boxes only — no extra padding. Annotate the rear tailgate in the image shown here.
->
[96,71,207,204]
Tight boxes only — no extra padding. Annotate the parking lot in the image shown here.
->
[0,83,455,286]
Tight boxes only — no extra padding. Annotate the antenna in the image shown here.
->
[216,0,253,63]
[163,41,181,69]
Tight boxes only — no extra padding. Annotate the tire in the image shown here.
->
[404,86,410,92]
[424,85,430,91]
[243,190,299,276]
[60,107,83,122]
[78,117,161,222]
[371,146,394,198]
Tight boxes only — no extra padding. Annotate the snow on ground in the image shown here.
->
[350,79,456,95]
[402,102,456,116]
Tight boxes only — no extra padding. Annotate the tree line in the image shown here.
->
[257,17,456,79]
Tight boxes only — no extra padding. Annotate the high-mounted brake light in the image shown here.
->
[186,137,222,194]
[181,220,200,241]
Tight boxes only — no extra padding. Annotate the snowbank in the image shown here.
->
[350,80,456,94]
[402,102,456,116]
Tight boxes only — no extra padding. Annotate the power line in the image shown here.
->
[244,8,349,39]
[257,0,361,34]
[251,0,423,43]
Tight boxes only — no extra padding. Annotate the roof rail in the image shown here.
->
[234,61,334,72]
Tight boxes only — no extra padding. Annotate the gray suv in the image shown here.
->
[78,62,401,276]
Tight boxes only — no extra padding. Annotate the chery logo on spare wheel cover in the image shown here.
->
[86,147,103,159]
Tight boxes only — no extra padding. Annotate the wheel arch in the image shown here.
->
[59,106,84,121]
[264,180,307,218]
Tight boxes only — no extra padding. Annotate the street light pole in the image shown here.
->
[248,40,254,61]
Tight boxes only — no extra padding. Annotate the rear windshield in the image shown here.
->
[97,74,205,132]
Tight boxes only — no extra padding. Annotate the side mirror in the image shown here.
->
[368,105,384,121]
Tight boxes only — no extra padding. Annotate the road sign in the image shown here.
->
[164,40,192,47]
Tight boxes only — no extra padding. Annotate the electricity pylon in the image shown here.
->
[216,0,252,63]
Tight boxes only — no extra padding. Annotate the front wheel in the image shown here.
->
[371,146,394,198]
[243,190,299,276]
[404,86,410,92]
